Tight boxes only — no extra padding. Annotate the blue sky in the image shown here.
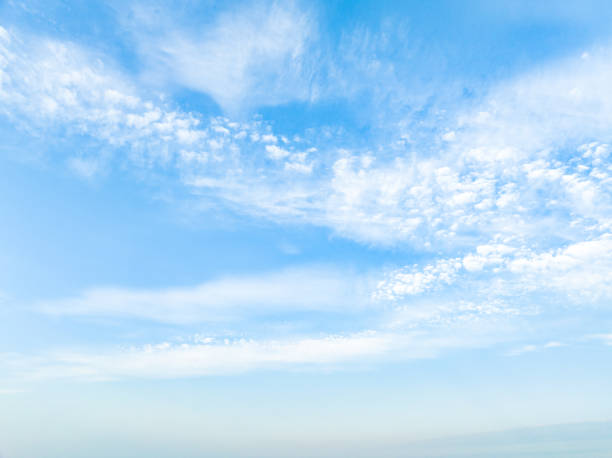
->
[1,1,612,456]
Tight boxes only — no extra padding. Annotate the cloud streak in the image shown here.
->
[36,266,370,323]
[2,324,517,381]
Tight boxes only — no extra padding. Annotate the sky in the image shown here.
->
[1,0,612,456]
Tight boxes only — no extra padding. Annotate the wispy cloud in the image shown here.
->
[127,1,316,113]
[506,341,567,356]
[35,266,371,323]
[0,388,24,395]
[589,333,612,346]
[7,332,393,380]
[3,324,514,381]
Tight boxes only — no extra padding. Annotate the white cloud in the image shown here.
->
[279,241,301,255]
[375,234,612,308]
[385,298,524,331]
[0,29,205,166]
[16,332,393,380]
[2,323,514,381]
[36,266,371,323]
[507,344,538,356]
[261,134,278,143]
[310,48,612,246]
[589,334,612,346]
[67,156,104,179]
[506,236,612,299]
[374,259,462,299]
[544,341,565,348]
[0,26,9,42]
[284,161,313,174]
[265,144,290,160]
[130,2,315,112]
[507,341,567,356]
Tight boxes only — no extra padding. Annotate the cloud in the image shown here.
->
[375,235,612,316]
[317,47,612,246]
[129,1,316,113]
[589,334,612,346]
[374,258,463,299]
[67,156,106,179]
[0,388,24,395]
[2,323,515,381]
[265,144,290,160]
[506,341,567,356]
[0,27,205,164]
[12,332,394,380]
[36,266,371,323]
[279,241,301,255]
